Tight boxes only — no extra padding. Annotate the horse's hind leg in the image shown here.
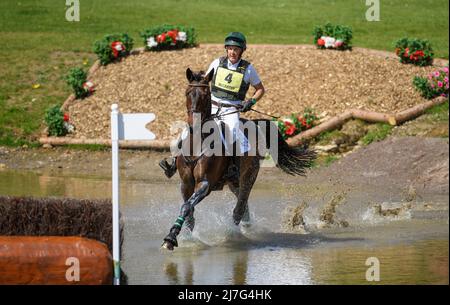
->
[232,157,260,225]
[227,182,250,225]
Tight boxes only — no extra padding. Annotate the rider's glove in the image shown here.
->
[241,98,257,113]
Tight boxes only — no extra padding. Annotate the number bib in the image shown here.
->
[214,67,244,93]
[211,57,251,101]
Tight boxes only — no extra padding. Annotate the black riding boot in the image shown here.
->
[159,157,177,179]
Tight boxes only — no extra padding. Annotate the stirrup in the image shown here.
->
[159,158,177,179]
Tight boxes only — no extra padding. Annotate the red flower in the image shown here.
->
[157,33,167,43]
[414,50,424,58]
[63,113,69,122]
[167,30,178,43]
[317,38,325,46]
[111,41,126,58]
[297,117,308,127]
[403,47,409,57]
[410,50,425,61]
[284,121,297,136]
[82,81,95,93]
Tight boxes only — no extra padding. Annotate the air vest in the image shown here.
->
[211,57,251,101]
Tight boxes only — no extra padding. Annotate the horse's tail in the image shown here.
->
[258,119,316,176]
[275,134,316,176]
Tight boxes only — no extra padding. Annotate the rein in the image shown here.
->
[213,104,281,120]
[187,83,280,120]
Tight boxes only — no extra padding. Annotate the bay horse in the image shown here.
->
[161,68,316,250]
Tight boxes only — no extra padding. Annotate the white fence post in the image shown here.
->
[110,103,156,285]
[111,104,121,285]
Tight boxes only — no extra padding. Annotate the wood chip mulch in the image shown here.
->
[67,44,447,141]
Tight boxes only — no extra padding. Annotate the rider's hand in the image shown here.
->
[241,98,256,112]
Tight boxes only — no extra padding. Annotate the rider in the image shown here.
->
[159,32,265,178]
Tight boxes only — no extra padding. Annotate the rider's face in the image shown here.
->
[226,46,243,64]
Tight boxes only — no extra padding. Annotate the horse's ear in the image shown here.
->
[186,68,194,82]
[205,68,214,83]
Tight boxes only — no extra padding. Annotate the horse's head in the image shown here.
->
[185,68,214,126]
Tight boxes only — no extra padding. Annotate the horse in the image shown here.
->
[161,68,316,250]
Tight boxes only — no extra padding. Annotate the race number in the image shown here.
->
[214,67,244,93]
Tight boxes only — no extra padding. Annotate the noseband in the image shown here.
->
[188,84,210,87]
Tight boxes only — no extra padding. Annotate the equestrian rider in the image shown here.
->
[159,32,265,178]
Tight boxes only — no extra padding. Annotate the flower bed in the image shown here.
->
[93,33,134,65]
[395,38,434,66]
[413,66,449,99]
[275,108,318,139]
[313,23,352,50]
[140,24,196,51]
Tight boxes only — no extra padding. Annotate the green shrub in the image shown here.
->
[313,23,352,50]
[45,105,67,137]
[93,33,134,65]
[413,76,435,99]
[65,67,88,99]
[394,37,434,66]
[140,24,197,51]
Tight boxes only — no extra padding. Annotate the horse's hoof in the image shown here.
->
[161,241,174,251]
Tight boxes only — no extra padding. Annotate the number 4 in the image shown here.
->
[224,73,233,83]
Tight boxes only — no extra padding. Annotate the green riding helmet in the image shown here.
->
[224,32,247,51]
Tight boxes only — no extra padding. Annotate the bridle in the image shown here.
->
[186,83,212,118]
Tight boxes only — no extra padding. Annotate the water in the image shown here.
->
[0,169,448,284]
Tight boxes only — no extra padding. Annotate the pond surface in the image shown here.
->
[0,169,448,284]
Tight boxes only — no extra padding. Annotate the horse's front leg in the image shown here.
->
[181,181,196,232]
[162,180,210,250]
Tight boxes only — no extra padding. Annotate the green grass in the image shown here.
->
[315,129,345,145]
[424,100,449,121]
[310,154,340,168]
[361,123,394,145]
[324,155,339,166]
[0,0,448,146]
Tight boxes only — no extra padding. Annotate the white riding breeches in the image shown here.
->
[211,104,250,154]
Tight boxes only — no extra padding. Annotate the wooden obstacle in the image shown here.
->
[0,196,126,285]
[0,236,112,285]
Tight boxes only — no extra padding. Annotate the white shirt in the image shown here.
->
[206,57,261,105]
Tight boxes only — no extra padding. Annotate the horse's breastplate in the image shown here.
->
[211,57,250,101]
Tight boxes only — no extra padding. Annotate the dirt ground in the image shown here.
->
[66,44,447,141]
